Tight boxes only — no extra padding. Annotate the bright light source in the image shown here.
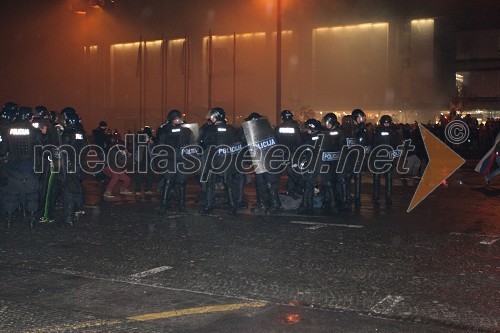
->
[315,22,388,33]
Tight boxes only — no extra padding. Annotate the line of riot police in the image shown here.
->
[0,102,412,224]
[0,102,87,227]
[150,107,410,216]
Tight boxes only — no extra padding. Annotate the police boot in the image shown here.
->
[235,175,247,210]
[386,173,393,205]
[250,201,266,214]
[226,186,237,215]
[297,188,313,214]
[6,212,15,228]
[29,212,38,228]
[337,178,351,211]
[266,186,280,214]
[199,182,215,214]
[159,178,174,214]
[178,185,188,213]
[251,180,267,214]
[65,215,74,227]
[345,173,353,204]
[322,185,334,213]
[372,174,381,203]
[63,200,75,227]
[354,173,362,206]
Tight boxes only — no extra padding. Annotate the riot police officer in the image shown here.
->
[372,115,399,205]
[0,102,19,216]
[320,113,344,212]
[134,126,155,195]
[0,106,43,227]
[198,107,239,215]
[35,106,62,223]
[347,108,372,206]
[59,110,87,226]
[274,110,303,198]
[297,119,323,214]
[242,112,280,214]
[155,109,194,214]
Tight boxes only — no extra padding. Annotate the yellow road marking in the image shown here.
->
[26,301,268,331]
[127,301,268,321]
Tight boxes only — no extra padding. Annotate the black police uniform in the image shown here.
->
[156,119,194,214]
[297,119,322,214]
[198,112,239,215]
[319,122,345,211]
[341,110,372,208]
[134,127,155,194]
[0,104,19,217]
[243,113,280,214]
[274,118,303,197]
[1,118,42,227]
[59,118,87,226]
[372,121,399,204]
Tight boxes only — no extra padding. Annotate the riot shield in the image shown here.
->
[182,123,199,143]
[242,117,278,174]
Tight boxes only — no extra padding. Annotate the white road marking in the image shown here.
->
[479,238,499,245]
[165,215,183,219]
[290,221,363,229]
[371,295,404,314]
[130,266,173,279]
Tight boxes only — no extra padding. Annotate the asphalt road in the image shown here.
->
[0,161,498,332]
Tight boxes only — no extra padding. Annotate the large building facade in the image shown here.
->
[1,1,498,132]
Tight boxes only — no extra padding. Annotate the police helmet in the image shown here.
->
[380,115,392,125]
[167,109,183,123]
[210,107,226,122]
[244,112,262,121]
[143,126,153,137]
[61,107,76,115]
[60,107,77,125]
[305,119,322,132]
[49,111,58,124]
[16,106,34,122]
[1,107,17,123]
[323,112,337,127]
[351,108,366,123]
[3,102,18,114]
[281,110,293,122]
[35,105,49,118]
[65,112,80,128]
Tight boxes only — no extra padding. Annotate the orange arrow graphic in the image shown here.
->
[407,124,466,212]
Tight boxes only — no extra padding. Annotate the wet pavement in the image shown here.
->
[0,161,499,332]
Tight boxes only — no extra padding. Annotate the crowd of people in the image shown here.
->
[0,101,499,228]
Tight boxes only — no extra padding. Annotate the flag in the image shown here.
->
[136,36,142,78]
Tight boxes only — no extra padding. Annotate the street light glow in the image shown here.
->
[315,22,388,33]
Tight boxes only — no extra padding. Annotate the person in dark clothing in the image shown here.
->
[155,110,194,214]
[92,121,109,181]
[198,107,239,215]
[134,126,155,195]
[0,106,43,227]
[58,111,88,226]
[371,115,400,205]
[297,119,323,214]
[320,113,344,212]
[274,110,303,198]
